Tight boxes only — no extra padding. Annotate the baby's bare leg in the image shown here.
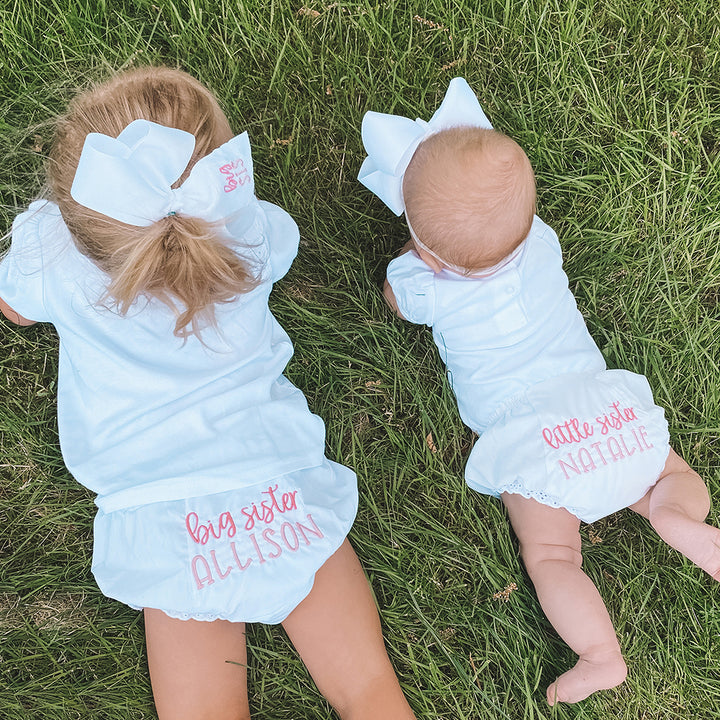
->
[630,448,719,580]
[502,494,627,705]
[282,540,416,720]
[144,610,250,720]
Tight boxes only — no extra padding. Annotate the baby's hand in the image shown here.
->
[383,278,405,320]
[397,239,415,257]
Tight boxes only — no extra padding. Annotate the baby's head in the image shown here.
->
[48,67,257,337]
[402,127,536,274]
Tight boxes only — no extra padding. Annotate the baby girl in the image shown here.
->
[358,77,720,704]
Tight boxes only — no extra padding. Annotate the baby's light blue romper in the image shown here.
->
[387,215,670,523]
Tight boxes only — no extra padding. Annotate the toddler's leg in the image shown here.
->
[502,494,627,705]
[282,539,416,720]
[144,609,250,720]
[630,448,720,580]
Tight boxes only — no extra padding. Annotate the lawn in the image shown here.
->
[1,1,719,718]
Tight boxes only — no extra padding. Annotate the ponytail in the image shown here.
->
[105,214,259,337]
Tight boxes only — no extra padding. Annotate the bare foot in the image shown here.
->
[651,511,720,581]
[546,651,627,705]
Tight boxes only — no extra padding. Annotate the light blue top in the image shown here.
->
[386,215,607,431]
[0,200,326,512]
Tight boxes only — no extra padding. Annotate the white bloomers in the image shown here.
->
[465,370,671,523]
[92,459,357,624]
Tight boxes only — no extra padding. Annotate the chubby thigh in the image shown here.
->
[92,460,358,623]
[465,369,671,523]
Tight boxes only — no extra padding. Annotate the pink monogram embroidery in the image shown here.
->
[219,158,250,192]
[557,426,654,479]
[184,486,327,591]
[542,402,637,449]
[189,514,325,590]
[185,485,299,544]
[539,402,655,480]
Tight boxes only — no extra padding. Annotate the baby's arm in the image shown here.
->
[382,278,405,319]
[383,240,415,319]
[0,296,36,326]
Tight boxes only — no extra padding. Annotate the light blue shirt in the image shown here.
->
[0,200,326,512]
[386,216,606,431]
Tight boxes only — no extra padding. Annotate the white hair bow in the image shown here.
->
[358,77,493,216]
[71,119,256,227]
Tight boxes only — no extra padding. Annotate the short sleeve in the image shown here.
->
[531,215,563,259]
[386,250,436,326]
[259,200,300,283]
[0,200,66,323]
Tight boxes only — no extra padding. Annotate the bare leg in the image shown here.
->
[282,539,416,720]
[502,494,627,705]
[630,448,720,580]
[144,609,250,720]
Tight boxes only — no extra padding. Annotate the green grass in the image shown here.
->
[1,0,720,718]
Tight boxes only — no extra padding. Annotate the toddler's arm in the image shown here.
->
[0,296,36,326]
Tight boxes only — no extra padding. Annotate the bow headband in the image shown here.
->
[71,119,257,227]
[357,77,493,216]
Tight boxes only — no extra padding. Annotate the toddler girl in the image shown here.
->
[0,67,416,720]
[358,77,720,705]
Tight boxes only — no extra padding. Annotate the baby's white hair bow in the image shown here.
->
[71,119,256,227]
[358,77,493,216]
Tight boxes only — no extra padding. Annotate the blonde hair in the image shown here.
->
[48,66,259,338]
[403,126,536,272]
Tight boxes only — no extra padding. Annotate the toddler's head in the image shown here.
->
[48,66,257,337]
[402,126,536,274]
